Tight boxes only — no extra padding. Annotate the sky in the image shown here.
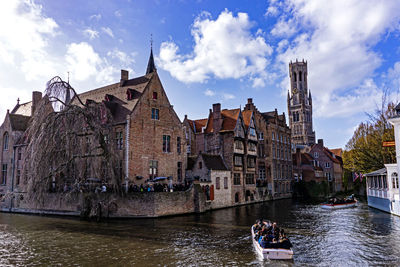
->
[1,0,400,149]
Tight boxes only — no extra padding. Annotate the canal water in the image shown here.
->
[1,199,400,266]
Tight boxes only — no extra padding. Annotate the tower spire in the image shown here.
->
[146,34,157,74]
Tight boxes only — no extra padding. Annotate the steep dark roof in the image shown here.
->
[9,114,30,131]
[121,76,150,87]
[146,48,157,74]
[201,154,228,171]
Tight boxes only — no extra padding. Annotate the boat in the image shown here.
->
[320,196,357,209]
[251,225,294,260]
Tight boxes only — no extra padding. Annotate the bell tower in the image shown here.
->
[287,59,315,148]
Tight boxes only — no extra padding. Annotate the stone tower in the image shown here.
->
[287,59,315,148]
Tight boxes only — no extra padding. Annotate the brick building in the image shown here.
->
[72,48,186,186]
[185,103,259,203]
[0,91,50,209]
[244,98,293,199]
[293,139,343,192]
[287,60,316,149]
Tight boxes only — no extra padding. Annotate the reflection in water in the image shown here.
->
[1,200,400,266]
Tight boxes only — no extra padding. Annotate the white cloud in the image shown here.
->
[107,48,135,68]
[158,10,272,87]
[271,0,400,117]
[90,14,101,21]
[223,93,235,100]
[66,42,102,81]
[270,18,296,37]
[114,10,122,17]
[101,27,114,38]
[204,89,215,96]
[83,28,99,40]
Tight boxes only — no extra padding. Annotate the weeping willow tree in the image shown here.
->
[22,76,124,211]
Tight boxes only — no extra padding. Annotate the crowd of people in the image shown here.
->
[127,183,191,193]
[327,194,355,205]
[253,219,293,250]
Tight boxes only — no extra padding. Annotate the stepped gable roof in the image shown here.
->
[9,114,30,131]
[187,118,207,133]
[242,110,253,129]
[201,154,228,171]
[11,101,32,116]
[75,73,153,112]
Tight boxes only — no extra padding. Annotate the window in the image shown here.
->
[149,160,158,177]
[325,172,332,181]
[259,168,266,180]
[199,162,202,169]
[234,156,243,166]
[162,135,171,153]
[272,132,275,140]
[177,162,182,182]
[16,169,20,185]
[247,157,255,168]
[392,173,398,189]
[314,152,319,158]
[177,137,181,154]
[325,162,330,168]
[151,108,159,120]
[224,177,228,189]
[259,132,264,140]
[235,140,243,150]
[216,177,220,190]
[153,92,158,100]
[248,142,256,152]
[249,127,256,137]
[383,176,387,189]
[116,131,123,150]
[3,132,8,151]
[1,164,7,185]
[234,173,241,185]
[245,173,255,184]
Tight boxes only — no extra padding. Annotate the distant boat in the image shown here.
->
[320,196,357,209]
[251,225,294,260]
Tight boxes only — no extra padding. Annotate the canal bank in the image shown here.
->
[1,199,400,266]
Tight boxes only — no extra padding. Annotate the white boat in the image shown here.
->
[320,200,357,209]
[251,226,294,260]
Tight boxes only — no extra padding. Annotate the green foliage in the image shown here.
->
[344,102,396,174]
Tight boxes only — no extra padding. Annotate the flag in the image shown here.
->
[353,172,359,182]
[359,173,363,182]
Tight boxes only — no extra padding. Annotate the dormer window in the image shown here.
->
[249,127,256,137]
[153,92,158,100]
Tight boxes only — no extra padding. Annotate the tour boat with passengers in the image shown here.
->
[251,221,294,260]
[320,195,357,209]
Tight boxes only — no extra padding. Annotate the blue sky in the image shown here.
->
[1,0,400,149]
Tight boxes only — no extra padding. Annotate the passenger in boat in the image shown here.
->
[272,222,280,239]
[278,234,293,249]
[260,235,270,248]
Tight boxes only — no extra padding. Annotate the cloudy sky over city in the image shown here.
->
[1,0,400,148]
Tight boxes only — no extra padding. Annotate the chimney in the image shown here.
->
[244,98,254,110]
[212,103,222,133]
[318,139,324,147]
[31,91,42,115]
[120,69,129,86]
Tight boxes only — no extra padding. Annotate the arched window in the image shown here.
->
[293,71,297,82]
[392,173,398,189]
[299,71,302,81]
[3,132,9,151]
[304,72,307,81]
